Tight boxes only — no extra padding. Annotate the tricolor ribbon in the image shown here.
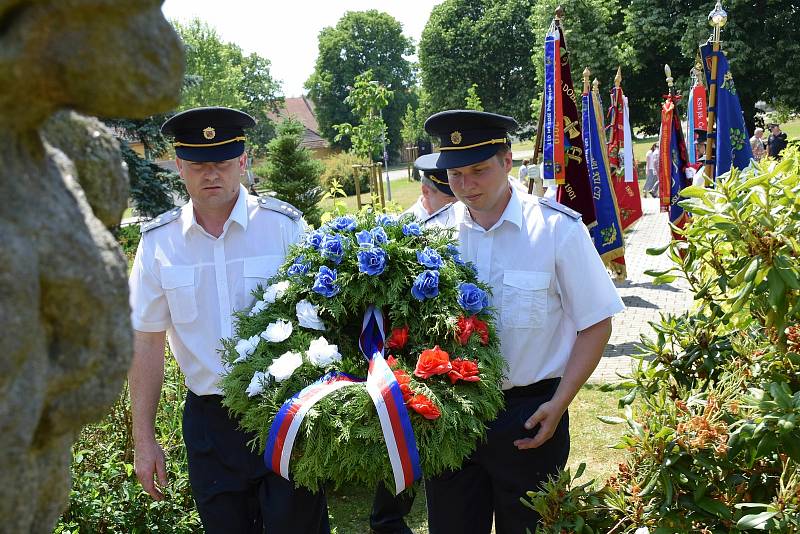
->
[263,305,422,494]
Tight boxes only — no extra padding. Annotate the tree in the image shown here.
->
[263,119,325,227]
[464,84,484,111]
[419,0,537,134]
[305,10,415,158]
[619,0,800,134]
[174,19,282,157]
[333,70,392,161]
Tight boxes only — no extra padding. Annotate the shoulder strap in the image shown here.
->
[257,196,303,221]
[422,201,455,224]
[141,207,181,233]
[539,197,582,220]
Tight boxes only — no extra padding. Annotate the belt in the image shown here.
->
[503,378,560,399]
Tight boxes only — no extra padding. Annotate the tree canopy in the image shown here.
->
[305,10,415,158]
[419,0,537,133]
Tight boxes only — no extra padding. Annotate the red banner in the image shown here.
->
[692,83,707,132]
[607,86,642,231]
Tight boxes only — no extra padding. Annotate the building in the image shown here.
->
[268,96,333,158]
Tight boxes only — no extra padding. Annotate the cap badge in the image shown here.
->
[203,127,216,140]
[450,131,462,145]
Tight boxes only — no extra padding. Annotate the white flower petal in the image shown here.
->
[263,280,290,304]
[306,336,341,367]
[248,299,268,317]
[268,351,304,382]
[233,334,261,363]
[634,528,650,534]
[246,371,269,397]
[260,320,293,343]
[295,299,326,331]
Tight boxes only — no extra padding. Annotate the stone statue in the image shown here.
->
[0,1,183,531]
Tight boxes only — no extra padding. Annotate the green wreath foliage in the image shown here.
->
[220,210,506,491]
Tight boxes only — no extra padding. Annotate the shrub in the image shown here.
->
[113,224,141,262]
[57,357,202,533]
[524,150,800,532]
[320,152,372,197]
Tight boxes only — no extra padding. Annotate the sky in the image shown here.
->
[161,0,444,98]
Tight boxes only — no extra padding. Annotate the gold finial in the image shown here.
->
[592,78,600,94]
[614,66,622,88]
[664,64,674,88]
[582,67,591,94]
[555,6,565,20]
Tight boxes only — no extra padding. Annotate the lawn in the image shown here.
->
[327,384,628,533]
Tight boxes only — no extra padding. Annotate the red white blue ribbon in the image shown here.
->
[263,305,422,494]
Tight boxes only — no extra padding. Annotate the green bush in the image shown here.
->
[320,152,372,197]
[524,150,800,532]
[113,224,141,262]
[57,357,202,533]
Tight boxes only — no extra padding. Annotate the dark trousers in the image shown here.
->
[425,379,569,534]
[370,482,415,534]
[183,391,331,534]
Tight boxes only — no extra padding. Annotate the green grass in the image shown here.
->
[326,384,628,533]
[782,117,800,140]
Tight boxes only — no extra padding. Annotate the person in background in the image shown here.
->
[518,158,529,185]
[128,106,330,534]
[404,165,456,221]
[750,127,766,161]
[644,143,659,197]
[767,124,788,160]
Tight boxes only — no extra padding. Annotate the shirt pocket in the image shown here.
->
[161,265,198,324]
[501,270,551,329]
[243,255,283,300]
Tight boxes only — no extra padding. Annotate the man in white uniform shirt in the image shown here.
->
[128,107,329,533]
[405,166,456,221]
[417,110,624,533]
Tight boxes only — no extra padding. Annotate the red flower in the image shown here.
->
[448,358,481,384]
[456,316,489,346]
[407,393,441,420]
[393,369,414,401]
[386,325,409,350]
[414,345,452,379]
[386,355,399,368]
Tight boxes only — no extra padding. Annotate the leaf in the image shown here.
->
[597,415,626,424]
[697,496,733,519]
[736,511,778,529]
[646,244,671,256]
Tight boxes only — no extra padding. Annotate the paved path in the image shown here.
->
[587,197,694,384]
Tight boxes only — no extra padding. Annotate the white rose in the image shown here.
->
[233,335,260,363]
[246,371,269,397]
[306,336,341,367]
[263,280,290,304]
[295,299,326,331]
[260,319,293,343]
[268,351,303,382]
[248,299,268,317]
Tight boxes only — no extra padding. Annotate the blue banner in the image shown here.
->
[582,90,624,263]
[700,42,753,177]
[542,30,558,182]
[666,115,689,230]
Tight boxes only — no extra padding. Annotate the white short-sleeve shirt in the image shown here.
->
[425,187,624,389]
[129,185,304,395]
[404,196,430,221]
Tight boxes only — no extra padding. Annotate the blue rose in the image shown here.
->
[320,234,344,264]
[458,283,489,314]
[329,215,357,232]
[402,223,422,237]
[287,255,310,276]
[416,247,443,270]
[411,270,440,300]
[376,214,397,227]
[312,266,340,298]
[305,230,325,250]
[357,247,388,276]
[447,243,465,265]
[355,229,374,248]
[371,226,389,245]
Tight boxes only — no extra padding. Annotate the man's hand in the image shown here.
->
[513,399,565,450]
[134,437,168,500]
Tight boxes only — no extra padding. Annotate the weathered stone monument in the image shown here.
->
[0,1,183,531]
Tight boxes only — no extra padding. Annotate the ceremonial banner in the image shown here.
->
[548,24,596,227]
[607,83,642,230]
[542,28,564,186]
[658,95,690,238]
[584,84,625,278]
[700,41,752,177]
[686,82,707,164]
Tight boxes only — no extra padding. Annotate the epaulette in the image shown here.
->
[539,197,582,220]
[257,196,302,221]
[141,207,181,233]
[422,201,455,224]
